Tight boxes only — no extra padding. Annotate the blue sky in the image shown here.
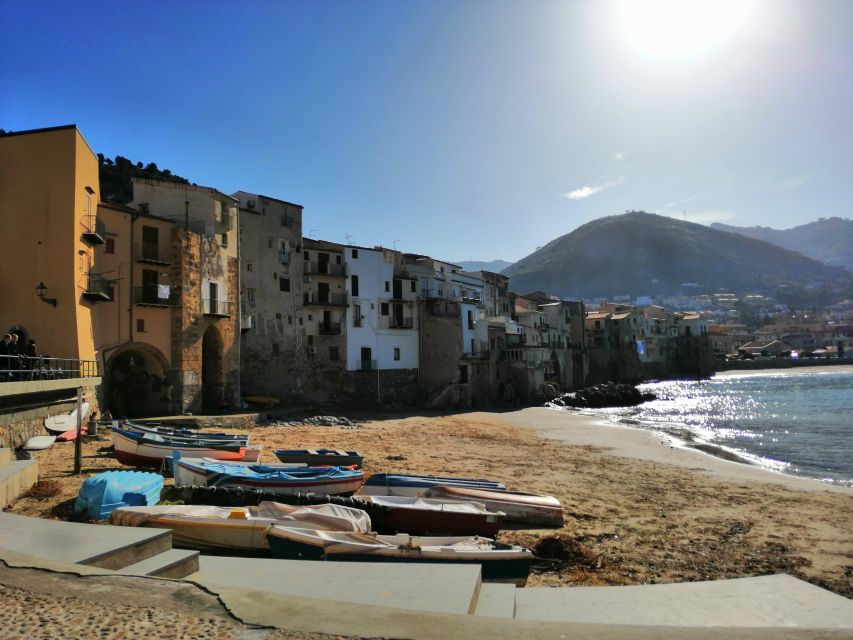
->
[2,0,851,262]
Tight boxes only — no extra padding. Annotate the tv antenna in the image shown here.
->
[345,233,353,245]
[393,239,400,251]
[308,228,318,239]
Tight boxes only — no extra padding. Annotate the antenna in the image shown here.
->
[393,239,400,251]
[344,233,353,245]
[308,228,318,239]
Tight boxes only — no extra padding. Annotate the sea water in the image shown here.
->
[588,369,853,485]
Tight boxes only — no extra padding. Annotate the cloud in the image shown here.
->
[565,176,625,200]
[612,152,627,161]
[776,173,810,190]
[656,194,701,213]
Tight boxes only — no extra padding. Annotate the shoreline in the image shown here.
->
[496,407,853,495]
[713,363,853,378]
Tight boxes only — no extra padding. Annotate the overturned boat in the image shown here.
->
[425,485,563,527]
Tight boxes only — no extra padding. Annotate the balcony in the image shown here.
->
[421,288,443,299]
[82,274,113,302]
[319,321,342,335]
[460,294,482,305]
[134,285,174,307]
[387,317,414,330]
[463,341,490,359]
[81,215,106,246]
[304,292,347,307]
[203,299,232,317]
[278,250,290,265]
[218,209,234,230]
[136,241,170,265]
[304,261,346,277]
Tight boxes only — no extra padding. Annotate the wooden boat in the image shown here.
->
[173,457,364,496]
[359,473,507,498]
[110,501,371,551]
[273,449,364,467]
[121,420,248,442]
[74,470,164,520]
[354,495,505,537]
[112,427,261,467]
[266,527,533,585]
[23,435,56,450]
[426,486,564,527]
[44,402,91,434]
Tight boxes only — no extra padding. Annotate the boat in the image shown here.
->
[266,527,534,585]
[44,402,91,434]
[425,486,564,527]
[273,449,364,468]
[110,501,371,551]
[121,420,248,442]
[23,435,56,450]
[173,457,365,496]
[111,427,261,467]
[74,470,163,520]
[358,473,507,498]
[354,495,505,537]
[55,425,88,442]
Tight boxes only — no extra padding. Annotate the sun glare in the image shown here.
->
[614,0,758,63]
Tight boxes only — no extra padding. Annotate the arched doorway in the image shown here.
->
[107,344,169,418]
[201,325,223,413]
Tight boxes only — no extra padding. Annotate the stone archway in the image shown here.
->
[201,325,224,413]
[107,343,170,418]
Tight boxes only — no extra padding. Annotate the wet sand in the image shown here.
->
[8,405,852,598]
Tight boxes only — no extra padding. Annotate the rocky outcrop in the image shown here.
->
[546,382,655,409]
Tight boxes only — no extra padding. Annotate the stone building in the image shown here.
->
[128,178,241,413]
[233,191,306,400]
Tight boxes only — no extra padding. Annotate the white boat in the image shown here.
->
[425,486,564,527]
[44,402,91,434]
[110,501,371,551]
[112,427,261,467]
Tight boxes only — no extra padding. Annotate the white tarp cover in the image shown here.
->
[356,495,499,515]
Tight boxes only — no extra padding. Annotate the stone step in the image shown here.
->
[115,548,200,579]
[0,448,11,467]
[188,555,483,616]
[0,511,172,570]
[0,458,38,509]
[472,583,516,618]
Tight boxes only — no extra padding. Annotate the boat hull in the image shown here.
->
[273,449,363,468]
[112,429,254,467]
[359,473,506,498]
[355,496,504,537]
[426,486,563,527]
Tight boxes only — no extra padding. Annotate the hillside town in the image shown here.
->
[1,125,850,418]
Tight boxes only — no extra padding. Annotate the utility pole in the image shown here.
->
[73,387,83,474]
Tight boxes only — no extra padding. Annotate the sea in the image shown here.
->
[582,368,853,486]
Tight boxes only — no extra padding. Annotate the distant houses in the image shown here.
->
[1,125,730,416]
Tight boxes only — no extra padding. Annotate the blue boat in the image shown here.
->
[74,470,164,520]
[174,457,365,496]
[359,473,507,498]
[273,449,363,467]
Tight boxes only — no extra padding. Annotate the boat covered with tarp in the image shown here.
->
[425,485,563,527]
[353,495,505,536]
[110,501,371,551]
[74,470,163,520]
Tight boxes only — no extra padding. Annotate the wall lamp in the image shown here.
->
[36,282,57,307]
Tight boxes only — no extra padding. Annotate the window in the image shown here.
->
[136,319,145,333]
[273,272,277,280]
[384,281,390,292]
[279,277,290,292]
[459,365,469,384]
[275,312,282,320]
[410,280,416,293]
[247,288,255,303]
[298,317,303,326]
[268,238,273,248]
[468,310,474,329]
[329,346,340,360]
[220,233,228,247]
[247,262,253,272]
[288,316,292,325]
[352,249,358,259]
[303,250,309,259]
[393,347,400,361]
[308,314,313,321]
[105,237,115,254]
[307,335,314,346]
[353,304,362,327]
[351,275,359,297]
[380,303,389,316]
[272,343,280,355]
[336,255,342,264]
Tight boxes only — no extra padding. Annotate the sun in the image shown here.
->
[614,0,759,63]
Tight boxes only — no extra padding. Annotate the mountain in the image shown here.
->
[711,218,853,272]
[503,212,851,299]
[455,259,513,273]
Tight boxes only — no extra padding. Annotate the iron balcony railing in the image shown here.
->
[304,261,346,277]
[460,294,482,304]
[83,274,114,301]
[82,215,106,245]
[136,241,169,263]
[0,355,100,383]
[305,292,347,306]
[133,285,174,306]
[319,322,342,335]
[278,250,290,264]
[387,317,414,329]
[218,210,234,230]
[203,299,232,316]
[421,288,443,299]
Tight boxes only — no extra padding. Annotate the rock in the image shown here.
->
[547,382,651,409]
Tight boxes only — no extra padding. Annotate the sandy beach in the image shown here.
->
[8,387,852,599]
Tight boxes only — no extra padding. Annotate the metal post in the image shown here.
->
[73,387,83,474]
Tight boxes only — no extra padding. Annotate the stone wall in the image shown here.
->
[343,368,419,408]
[0,384,100,448]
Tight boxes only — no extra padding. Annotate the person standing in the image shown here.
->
[0,334,10,382]
[7,334,20,381]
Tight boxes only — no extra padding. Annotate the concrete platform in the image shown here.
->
[514,575,853,628]
[473,583,516,619]
[0,458,38,508]
[188,555,482,616]
[116,548,199,579]
[0,448,11,466]
[0,511,172,570]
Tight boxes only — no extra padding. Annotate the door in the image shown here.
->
[360,347,372,371]
[318,252,330,275]
[318,282,330,304]
[322,310,331,333]
[393,278,403,300]
[141,226,159,260]
[142,269,158,304]
[393,303,404,328]
[209,282,218,314]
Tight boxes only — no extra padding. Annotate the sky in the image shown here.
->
[2,0,851,263]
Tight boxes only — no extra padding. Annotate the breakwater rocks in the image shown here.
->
[546,383,655,409]
[261,415,367,429]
